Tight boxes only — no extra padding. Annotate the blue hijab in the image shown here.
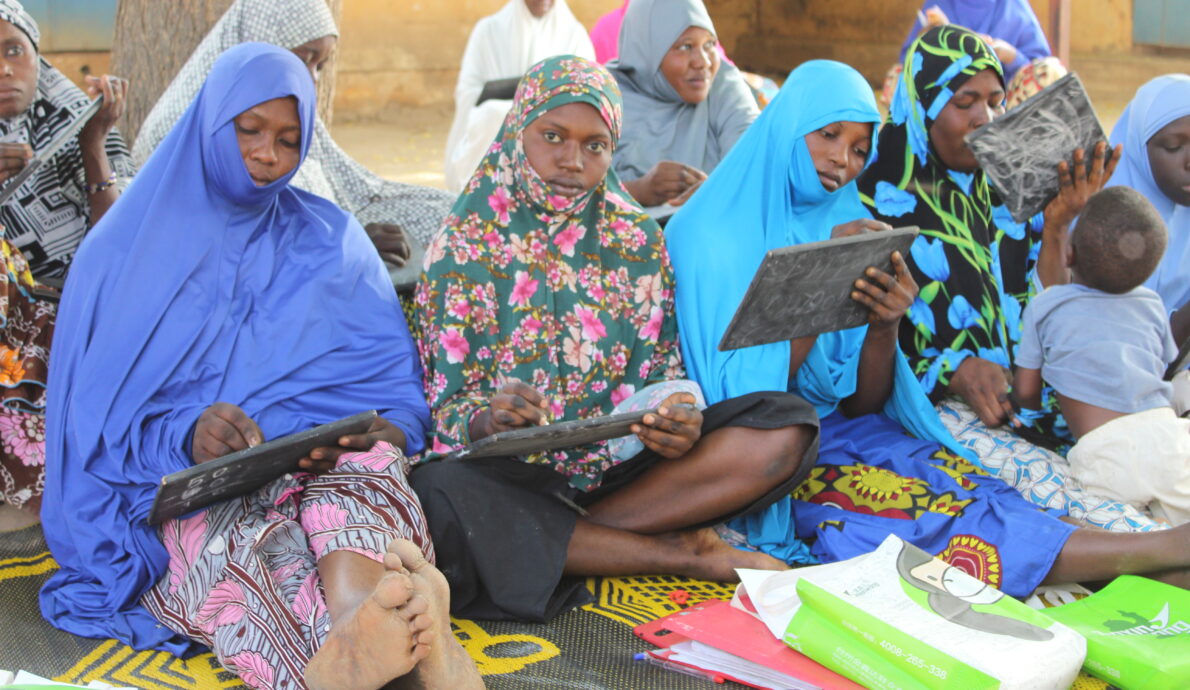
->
[897,0,1050,82]
[667,60,971,560]
[1108,74,1190,313]
[39,44,430,653]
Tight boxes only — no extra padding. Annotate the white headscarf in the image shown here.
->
[133,0,454,245]
[443,0,595,192]
[1108,74,1190,312]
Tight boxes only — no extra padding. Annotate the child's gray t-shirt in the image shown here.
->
[1016,284,1177,413]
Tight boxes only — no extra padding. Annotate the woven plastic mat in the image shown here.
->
[0,523,739,689]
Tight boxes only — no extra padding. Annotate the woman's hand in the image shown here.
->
[365,222,412,267]
[831,218,892,239]
[1044,141,1122,230]
[0,142,31,184]
[635,161,707,207]
[947,357,1014,427]
[851,251,918,330]
[297,417,407,474]
[470,378,550,440]
[79,75,128,152]
[192,402,263,464]
[630,392,702,459]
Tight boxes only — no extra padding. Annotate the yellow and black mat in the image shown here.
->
[1,523,742,689]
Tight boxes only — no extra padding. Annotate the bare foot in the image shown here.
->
[304,558,432,690]
[386,539,484,690]
[670,527,787,582]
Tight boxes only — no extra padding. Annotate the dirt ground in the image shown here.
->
[328,61,1180,191]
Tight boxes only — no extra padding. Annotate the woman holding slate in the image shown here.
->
[413,55,817,622]
[39,44,480,690]
[855,25,1154,533]
[667,58,1190,598]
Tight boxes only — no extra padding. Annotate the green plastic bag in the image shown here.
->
[1043,575,1190,689]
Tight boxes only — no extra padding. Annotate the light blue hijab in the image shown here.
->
[1108,74,1190,313]
[667,60,972,562]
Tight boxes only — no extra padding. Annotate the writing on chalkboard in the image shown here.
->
[966,72,1109,223]
[719,227,919,351]
[148,411,378,525]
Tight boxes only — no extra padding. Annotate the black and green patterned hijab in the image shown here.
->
[858,25,1040,401]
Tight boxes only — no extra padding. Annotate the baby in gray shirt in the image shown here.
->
[1012,187,1189,525]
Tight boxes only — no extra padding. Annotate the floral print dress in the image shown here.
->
[415,55,683,492]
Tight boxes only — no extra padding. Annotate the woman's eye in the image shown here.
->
[820,129,837,139]
[855,148,870,159]
[587,141,606,154]
[6,46,21,57]
[235,124,259,136]
[280,138,299,149]
[1161,144,1184,153]
[543,131,561,143]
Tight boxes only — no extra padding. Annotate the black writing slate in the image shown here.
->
[148,410,378,525]
[477,77,521,105]
[443,407,661,461]
[966,72,1109,223]
[718,227,919,351]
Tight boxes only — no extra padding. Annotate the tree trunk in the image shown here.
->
[317,0,342,127]
[111,0,342,146]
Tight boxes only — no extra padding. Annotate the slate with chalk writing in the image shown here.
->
[442,408,661,461]
[148,411,378,525]
[718,227,919,351]
[966,72,1109,223]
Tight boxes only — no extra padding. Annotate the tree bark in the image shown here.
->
[111,0,342,146]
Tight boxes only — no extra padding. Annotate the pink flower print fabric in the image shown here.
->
[416,55,685,492]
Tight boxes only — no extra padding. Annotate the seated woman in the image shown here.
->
[39,44,480,690]
[0,0,134,278]
[134,0,453,268]
[1108,75,1190,342]
[412,55,816,622]
[444,0,595,193]
[0,0,131,515]
[882,0,1064,108]
[856,25,1154,532]
[608,0,757,212]
[667,58,1190,596]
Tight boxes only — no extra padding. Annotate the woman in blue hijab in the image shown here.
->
[1108,75,1190,338]
[38,44,481,690]
[667,59,1190,597]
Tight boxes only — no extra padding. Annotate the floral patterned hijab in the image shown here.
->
[857,25,1039,400]
[416,55,682,491]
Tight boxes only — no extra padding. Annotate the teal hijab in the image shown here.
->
[667,58,969,453]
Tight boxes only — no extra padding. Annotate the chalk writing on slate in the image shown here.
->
[444,407,667,461]
[718,227,919,351]
[966,72,1109,223]
[148,410,377,525]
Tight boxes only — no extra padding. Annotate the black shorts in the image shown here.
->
[409,390,819,622]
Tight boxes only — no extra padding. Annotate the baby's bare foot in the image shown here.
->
[304,557,431,690]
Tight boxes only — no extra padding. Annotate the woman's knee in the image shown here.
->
[726,423,816,482]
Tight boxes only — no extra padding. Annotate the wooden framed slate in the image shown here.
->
[442,407,665,461]
[966,72,1110,223]
[148,410,378,525]
[717,227,919,351]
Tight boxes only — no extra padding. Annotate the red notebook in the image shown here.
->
[633,599,863,690]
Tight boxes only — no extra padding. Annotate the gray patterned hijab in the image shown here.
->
[134,0,454,246]
[607,0,757,182]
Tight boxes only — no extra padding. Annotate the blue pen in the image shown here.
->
[635,651,726,684]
